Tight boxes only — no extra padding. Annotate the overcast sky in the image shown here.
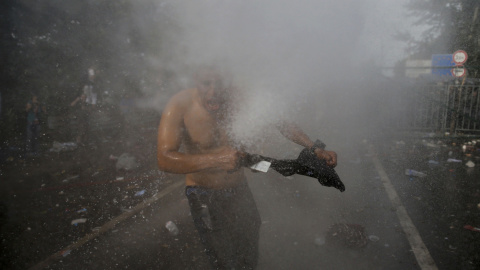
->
[355,0,420,73]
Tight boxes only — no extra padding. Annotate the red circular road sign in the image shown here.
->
[451,65,466,77]
[453,50,468,65]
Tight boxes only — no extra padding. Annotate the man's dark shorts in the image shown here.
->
[186,181,261,269]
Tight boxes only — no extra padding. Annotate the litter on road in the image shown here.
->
[466,161,475,168]
[463,225,480,232]
[405,169,427,178]
[165,220,179,236]
[71,218,87,225]
[135,190,146,197]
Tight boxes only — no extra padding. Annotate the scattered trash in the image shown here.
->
[76,208,87,213]
[120,207,133,213]
[314,236,326,246]
[464,225,480,232]
[447,158,462,163]
[71,218,87,225]
[201,204,213,230]
[165,221,179,235]
[405,169,427,178]
[49,141,77,152]
[135,190,146,197]
[466,161,475,168]
[477,203,480,210]
[116,153,139,171]
[62,175,79,182]
[61,250,71,257]
[115,176,124,181]
[325,223,368,248]
[368,235,380,242]
[428,160,439,165]
[58,191,65,195]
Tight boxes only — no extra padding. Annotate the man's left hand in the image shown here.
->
[313,149,337,168]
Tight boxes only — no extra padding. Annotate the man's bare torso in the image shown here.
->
[181,89,244,189]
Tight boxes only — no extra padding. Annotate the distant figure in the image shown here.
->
[70,93,90,145]
[83,68,98,106]
[25,95,47,155]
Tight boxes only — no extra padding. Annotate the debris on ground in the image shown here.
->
[368,235,380,242]
[165,220,179,236]
[115,153,139,171]
[62,175,79,182]
[405,169,427,178]
[71,218,87,225]
[325,223,368,248]
[49,141,78,152]
[463,225,480,232]
[134,190,146,197]
[466,161,475,168]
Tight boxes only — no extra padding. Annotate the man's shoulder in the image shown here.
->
[168,88,196,107]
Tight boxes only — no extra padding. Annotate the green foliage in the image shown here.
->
[1,0,175,144]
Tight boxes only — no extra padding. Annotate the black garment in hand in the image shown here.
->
[241,142,345,192]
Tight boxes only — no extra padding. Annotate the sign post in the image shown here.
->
[451,50,468,77]
[451,65,466,77]
[452,50,468,65]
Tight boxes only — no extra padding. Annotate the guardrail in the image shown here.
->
[392,82,480,134]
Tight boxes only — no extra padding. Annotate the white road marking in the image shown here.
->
[29,180,184,270]
[370,146,438,270]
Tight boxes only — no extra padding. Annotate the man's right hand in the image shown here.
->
[215,147,241,171]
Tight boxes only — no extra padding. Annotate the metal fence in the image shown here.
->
[394,82,480,134]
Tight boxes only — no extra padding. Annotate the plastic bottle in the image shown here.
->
[405,169,427,178]
[165,221,179,235]
[201,204,213,230]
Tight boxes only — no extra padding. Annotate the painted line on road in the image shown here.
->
[370,145,438,270]
[29,180,184,270]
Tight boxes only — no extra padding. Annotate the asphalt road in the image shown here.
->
[1,133,480,269]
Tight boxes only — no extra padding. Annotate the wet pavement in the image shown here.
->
[1,131,480,269]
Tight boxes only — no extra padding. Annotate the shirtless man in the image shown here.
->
[157,66,337,269]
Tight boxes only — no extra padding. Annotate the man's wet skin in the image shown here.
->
[157,68,245,189]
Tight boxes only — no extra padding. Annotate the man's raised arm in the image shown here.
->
[277,121,337,167]
[156,93,238,174]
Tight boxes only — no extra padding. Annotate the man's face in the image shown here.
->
[195,69,228,112]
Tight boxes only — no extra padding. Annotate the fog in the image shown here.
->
[144,0,413,149]
[3,0,442,269]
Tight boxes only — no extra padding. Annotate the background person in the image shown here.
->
[25,95,47,156]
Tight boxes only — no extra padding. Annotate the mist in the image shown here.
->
[141,0,412,151]
[3,1,442,269]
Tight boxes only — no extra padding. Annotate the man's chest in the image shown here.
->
[183,107,229,150]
